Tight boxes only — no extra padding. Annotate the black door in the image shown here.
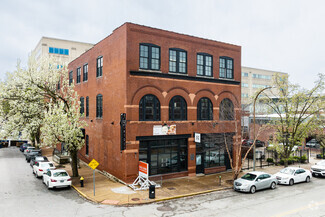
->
[196,153,205,174]
[224,149,232,170]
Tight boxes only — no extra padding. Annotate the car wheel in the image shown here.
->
[289,179,294,186]
[306,176,310,183]
[250,185,256,194]
[270,182,276,189]
[312,173,315,177]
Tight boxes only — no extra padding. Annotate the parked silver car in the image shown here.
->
[234,171,277,194]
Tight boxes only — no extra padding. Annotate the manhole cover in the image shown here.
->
[131,198,140,201]
[167,187,175,190]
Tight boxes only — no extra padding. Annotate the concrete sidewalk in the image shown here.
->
[46,153,319,206]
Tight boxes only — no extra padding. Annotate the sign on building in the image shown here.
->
[153,124,176,135]
[194,133,201,143]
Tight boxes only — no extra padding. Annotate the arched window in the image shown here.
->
[96,94,103,118]
[219,98,234,120]
[197,97,213,120]
[139,94,160,121]
[169,96,187,120]
[80,97,84,114]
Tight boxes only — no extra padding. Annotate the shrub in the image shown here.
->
[300,155,307,163]
[266,158,274,163]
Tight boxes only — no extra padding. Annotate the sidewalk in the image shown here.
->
[46,153,320,206]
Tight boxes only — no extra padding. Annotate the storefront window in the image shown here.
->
[139,138,188,176]
[196,133,233,168]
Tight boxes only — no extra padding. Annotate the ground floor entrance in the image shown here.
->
[138,134,190,176]
[196,133,233,174]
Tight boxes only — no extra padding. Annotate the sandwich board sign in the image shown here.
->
[129,161,160,191]
[139,161,149,178]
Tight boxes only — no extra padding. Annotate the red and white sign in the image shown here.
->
[139,161,149,178]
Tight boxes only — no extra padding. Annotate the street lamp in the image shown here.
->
[253,86,272,171]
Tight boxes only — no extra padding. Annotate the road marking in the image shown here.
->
[272,199,325,217]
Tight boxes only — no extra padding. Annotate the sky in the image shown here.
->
[1,0,324,89]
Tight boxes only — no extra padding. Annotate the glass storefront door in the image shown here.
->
[139,138,188,176]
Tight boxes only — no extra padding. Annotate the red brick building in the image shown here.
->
[68,23,242,183]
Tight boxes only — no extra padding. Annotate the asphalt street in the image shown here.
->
[1,147,325,217]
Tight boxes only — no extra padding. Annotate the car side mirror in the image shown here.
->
[257,179,260,182]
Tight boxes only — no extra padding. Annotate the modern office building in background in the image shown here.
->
[32,37,93,64]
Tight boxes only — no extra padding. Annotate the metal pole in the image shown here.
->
[253,86,272,171]
[93,169,95,196]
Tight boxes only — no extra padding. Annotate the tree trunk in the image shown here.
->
[70,149,79,177]
[284,158,288,167]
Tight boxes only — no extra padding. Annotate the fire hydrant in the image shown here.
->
[80,176,84,187]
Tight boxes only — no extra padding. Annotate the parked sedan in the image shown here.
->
[30,156,49,167]
[242,139,265,147]
[19,143,30,152]
[23,146,35,156]
[33,161,55,178]
[234,171,277,194]
[26,150,42,162]
[42,169,72,189]
[275,167,311,185]
[311,160,325,177]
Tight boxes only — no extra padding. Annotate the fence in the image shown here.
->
[241,147,311,171]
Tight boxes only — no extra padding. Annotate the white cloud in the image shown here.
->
[0,0,324,87]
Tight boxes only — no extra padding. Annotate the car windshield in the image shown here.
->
[53,172,68,177]
[280,168,295,175]
[241,173,257,181]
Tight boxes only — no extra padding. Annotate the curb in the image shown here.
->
[71,185,100,204]
[153,186,233,203]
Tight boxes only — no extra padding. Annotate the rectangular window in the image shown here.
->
[241,83,249,87]
[49,47,69,55]
[219,57,233,79]
[242,72,248,77]
[253,84,270,88]
[96,56,103,77]
[253,74,271,80]
[86,135,89,155]
[80,97,84,114]
[197,54,213,77]
[139,44,160,70]
[57,80,60,90]
[76,67,81,84]
[86,96,89,117]
[83,64,88,82]
[69,71,73,85]
[169,49,187,74]
[96,95,103,118]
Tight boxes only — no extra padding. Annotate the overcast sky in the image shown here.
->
[1,0,324,89]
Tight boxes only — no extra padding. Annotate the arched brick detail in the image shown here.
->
[131,85,164,105]
[217,91,240,108]
[165,87,192,107]
[193,89,217,106]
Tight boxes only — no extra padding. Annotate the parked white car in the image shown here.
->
[311,160,325,177]
[275,167,311,185]
[42,169,72,189]
[33,161,56,178]
[23,146,35,156]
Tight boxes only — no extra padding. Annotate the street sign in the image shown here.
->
[88,159,99,170]
[139,161,149,178]
[88,159,99,196]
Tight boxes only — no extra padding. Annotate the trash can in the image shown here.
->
[149,184,155,199]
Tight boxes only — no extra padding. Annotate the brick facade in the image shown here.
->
[69,23,242,183]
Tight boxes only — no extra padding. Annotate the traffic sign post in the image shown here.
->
[88,159,99,196]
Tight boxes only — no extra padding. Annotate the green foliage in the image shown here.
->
[258,73,325,166]
[266,158,274,163]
